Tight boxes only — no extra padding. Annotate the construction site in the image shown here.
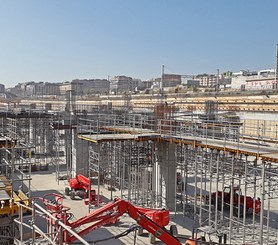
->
[0,90,278,245]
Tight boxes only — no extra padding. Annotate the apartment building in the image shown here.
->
[110,76,139,94]
[60,79,110,95]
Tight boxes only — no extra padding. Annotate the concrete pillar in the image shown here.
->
[155,141,176,211]
[72,129,89,177]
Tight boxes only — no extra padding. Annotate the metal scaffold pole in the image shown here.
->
[208,149,213,227]
[259,161,265,245]
[243,155,248,244]
[220,152,226,224]
[193,147,198,221]
[229,154,235,244]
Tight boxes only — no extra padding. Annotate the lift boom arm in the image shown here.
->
[69,174,90,190]
[62,198,181,244]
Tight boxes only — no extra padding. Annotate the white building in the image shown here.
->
[231,69,276,90]
[246,76,276,90]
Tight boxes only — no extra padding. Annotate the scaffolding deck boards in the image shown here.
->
[171,135,278,156]
[80,125,278,160]
[101,126,156,134]
[78,132,160,143]
[260,152,278,162]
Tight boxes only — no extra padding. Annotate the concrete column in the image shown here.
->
[72,130,89,177]
[155,141,176,211]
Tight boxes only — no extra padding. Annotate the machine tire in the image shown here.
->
[137,227,144,236]
[70,190,75,200]
[149,233,156,244]
[65,187,70,196]
[169,225,178,237]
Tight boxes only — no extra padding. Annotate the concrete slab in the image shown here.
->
[28,167,191,244]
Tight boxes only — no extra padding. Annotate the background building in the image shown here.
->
[34,82,60,96]
[72,79,110,95]
[0,84,5,94]
[59,82,72,95]
[110,76,139,94]
[231,69,276,90]
[162,74,181,88]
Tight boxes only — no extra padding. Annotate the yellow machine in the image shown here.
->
[0,175,30,216]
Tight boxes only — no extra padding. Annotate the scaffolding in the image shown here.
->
[76,110,278,245]
[0,110,70,244]
[0,117,33,244]
[0,104,277,244]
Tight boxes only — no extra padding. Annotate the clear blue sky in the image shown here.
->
[1,0,277,87]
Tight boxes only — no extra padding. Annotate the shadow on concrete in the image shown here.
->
[170,213,197,234]
[81,228,125,245]
[175,192,278,237]
[177,183,210,200]
[30,189,64,198]
[186,175,210,184]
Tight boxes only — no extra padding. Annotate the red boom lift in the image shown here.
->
[40,193,181,244]
[65,174,101,205]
